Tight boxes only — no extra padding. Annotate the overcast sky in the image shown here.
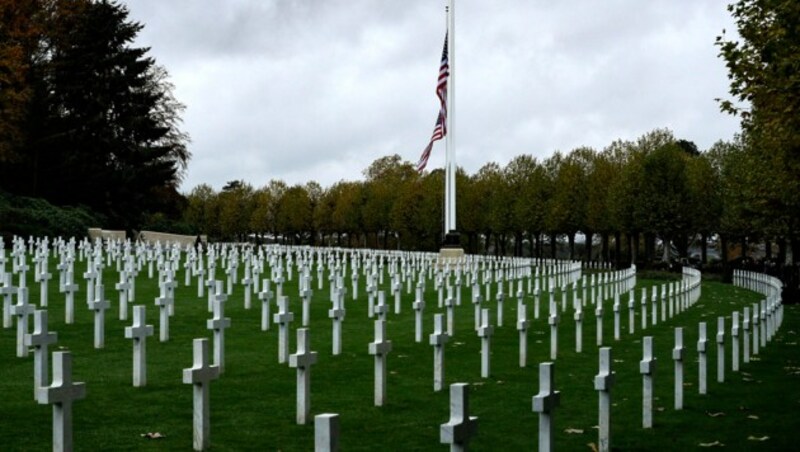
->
[125,0,742,193]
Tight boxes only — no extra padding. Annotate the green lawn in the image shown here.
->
[1,255,798,451]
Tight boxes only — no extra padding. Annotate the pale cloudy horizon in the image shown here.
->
[125,0,743,192]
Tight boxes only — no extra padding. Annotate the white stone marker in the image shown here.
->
[752,303,760,355]
[155,284,173,342]
[628,291,635,335]
[760,300,767,347]
[289,328,318,424]
[25,309,57,398]
[548,302,559,360]
[38,267,52,307]
[207,298,231,373]
[393,277,402,314]
[274,296,294,364]
[444,288,456,336]
[716,316,725,383]
[640,336,656,428]
[640,290,647,330]
[472,289,483,331]
[37,351,86,452]
[1,273,16,328]
[673,327,684,410]
[517,304,529,367]
[496,289,504,327]
[732,311,740,372]
[595,304,604,346]
[412,284,425,343]
[242,272,253,310]
[115,271,130,321]
[743,306,750,364]
[258,279,273,331]
[12,287,34,357]
[697,322,708,395]
[88,285,110,349]
[613,296,620,340]
[368,319,392,406]
[440,383,478,452]
[301,277,312,326]
[124,305,154,387]
[594,347,614,452]
[182,338,220,451]
[430,313,449,391]
[375,291,388,322]
[532,362,560,452]
[574,307,583,353]
[478,308,494,378]
[328,289,345,355]
[315,413,340,452]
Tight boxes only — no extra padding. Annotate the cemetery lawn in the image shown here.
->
[1,263,799,451]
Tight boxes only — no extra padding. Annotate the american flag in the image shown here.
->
[417,34,449,173]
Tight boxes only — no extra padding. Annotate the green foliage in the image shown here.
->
[0,191,103,238]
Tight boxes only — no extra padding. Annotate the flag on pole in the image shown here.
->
[417,33,449,173]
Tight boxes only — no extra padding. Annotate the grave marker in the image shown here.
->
[36,351,86,452]
[124,305,154,387]
[673,327,684,410]
[531,362,560,452]
[368,319,392,406]
[25,309,57,398]
[315,413,340,452]
[182,338,220,451]
[207,298,231,373]
[430,313,449,391]
[640,336,655,428]
[594,347,614,452]
[440,383,478,452]
[697,322,708,395]
[289,328,318,424]
[478,308,493,378]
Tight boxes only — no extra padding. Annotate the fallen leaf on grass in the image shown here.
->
[141,432,165,439]
[747,415,759,420]
[656,407,665,412]
[587,442,599,452]
[564,428,584,434]
[684,382,694,386]
[699,441,724,447]
[613,359,625,363]
[747,436,769,441]
[738,406,750,411]
[706,411,725,417]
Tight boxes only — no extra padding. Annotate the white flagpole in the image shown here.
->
[445,0,456,238]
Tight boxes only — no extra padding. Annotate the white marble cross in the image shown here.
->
[429,313,449,392]
[548,302,559,360]
[627,290,635,335]
[12,287,34,357]
[63,271,79,323]
[124,305,154,387]
[1,272,16,328]
[574,308,583,353]
[612,294,620,341]
[328,288,345,355]
[274,296,295,364]
[517,304,529,367]
[496,290,504,328]
[37,351,86,452]
[595,304,604,346]
[716,316,725,383]
[393,276,402,314]
[38,267,52,307]
[731,311,740,372]
[182,338,220,451]
[594,347,614,452]
[258,279,273,331]
[743,306,750,364]
[440,383,478,452]
[315,413,340,452]
[301,276,313,327]
[532,362,560,452]
[207,297,231,374]
[368,319,392,406]
[375,291,389,322]
[412,284,425,343]
[478,308,493,378]
[472,287,483,331]
[289,328,318,424]
[114,270,131,321]
[752,303,760,356]
[444,288,456,336]
[25,309,57,398]
[673,327,685,410]
[697,322,708,395]
[242,271,253,310]
[640,336,656,428]
[154,283,173,342]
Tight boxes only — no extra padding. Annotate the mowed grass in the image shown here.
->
[1,256,799,451]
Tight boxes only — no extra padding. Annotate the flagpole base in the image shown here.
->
[439,231,464,264]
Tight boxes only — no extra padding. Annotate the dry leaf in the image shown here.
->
[564,428,584,434]
[747,415,759,420]
[747,436,769,441]
[707,411,725,417]
[587,442,599,452]
[657,407,665,412]
[699,440,724,447]
[141,432,165,439]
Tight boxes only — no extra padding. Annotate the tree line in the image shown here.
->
[182,127,797,267]
[0,0,190,230]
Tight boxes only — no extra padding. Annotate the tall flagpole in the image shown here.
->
[445,0,456,239]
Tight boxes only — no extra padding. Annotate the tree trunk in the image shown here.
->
[602,233,610,263]
[633,232,640,265]
[778,237,787,265]
[585,231,593,262]
[568,233,575,260]
[701,232,708,264]
[741,236,748,259]
[791,235,800,265]
[765,238,773,260]
[550,233,557,259]
[614,232,621,268]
